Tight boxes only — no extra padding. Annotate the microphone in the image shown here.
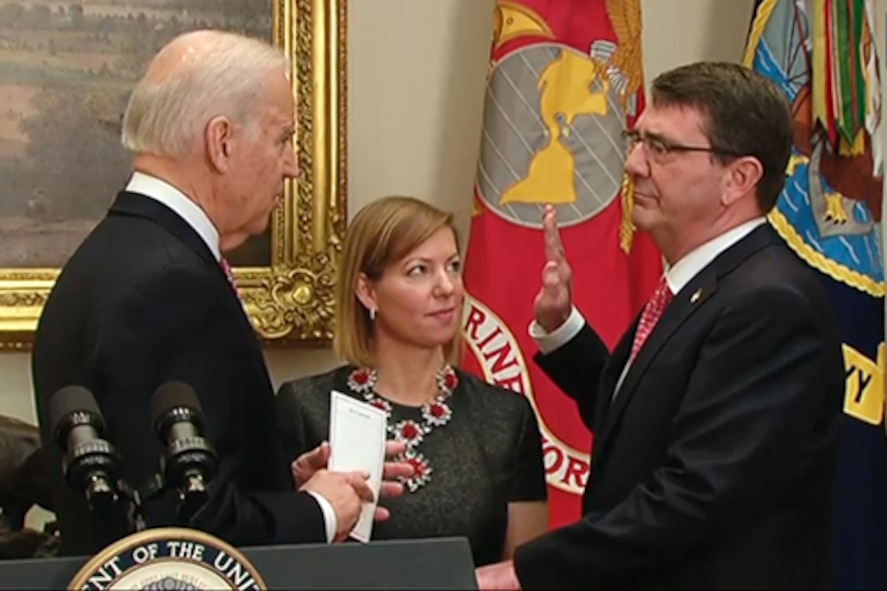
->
[150,382,218,521]
[49,385,121,513]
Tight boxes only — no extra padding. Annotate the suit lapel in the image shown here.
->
[594,319,637,425]
[107,190,265,373]
[594,271,719,455]
[108,190,250,325]
[108,191,219,270]
[593,224,781,456]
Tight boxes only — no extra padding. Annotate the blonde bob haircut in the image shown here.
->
[334,196,463,368]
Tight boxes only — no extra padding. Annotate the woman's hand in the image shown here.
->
[291,439,414,517]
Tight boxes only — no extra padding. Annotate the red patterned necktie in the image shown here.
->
[220,258,237,291]
[629,276,673,362]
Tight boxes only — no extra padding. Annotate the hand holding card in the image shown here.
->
[328,390,388,542]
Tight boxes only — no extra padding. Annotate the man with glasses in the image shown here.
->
[477,61,844,589]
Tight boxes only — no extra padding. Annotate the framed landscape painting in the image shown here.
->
[0,0,347,349]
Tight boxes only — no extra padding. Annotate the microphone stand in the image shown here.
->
[174,472,210,524]
[82,473,146,539]
[116,478,147,534]
[139,471,209,526]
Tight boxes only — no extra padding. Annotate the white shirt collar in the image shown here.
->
[665,217,767,294]
[125,171,221,261]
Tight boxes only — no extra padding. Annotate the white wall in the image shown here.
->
[0,0,765,527]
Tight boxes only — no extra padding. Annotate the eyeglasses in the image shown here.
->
[622,129,744,162]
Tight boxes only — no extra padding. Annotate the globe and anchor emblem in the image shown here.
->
[476,41,635,230]
[476,0,644,233]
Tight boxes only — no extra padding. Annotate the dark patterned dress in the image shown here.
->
[275,365,547,566]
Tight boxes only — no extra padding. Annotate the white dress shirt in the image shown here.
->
[125,171,338,544]
[529,217,767,397]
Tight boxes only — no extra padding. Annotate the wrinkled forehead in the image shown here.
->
[265,67,296,116]
[635,102,710,143]
[243,101,291,134]
[250,75,295,129]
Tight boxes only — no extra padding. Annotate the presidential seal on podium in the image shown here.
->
[68,527,265,590]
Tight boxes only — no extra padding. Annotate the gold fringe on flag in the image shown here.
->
[619,172,635,254]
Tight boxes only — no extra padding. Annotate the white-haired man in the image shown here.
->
[32,30,408,556]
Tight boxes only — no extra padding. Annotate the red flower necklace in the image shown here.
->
[346,365,457,492]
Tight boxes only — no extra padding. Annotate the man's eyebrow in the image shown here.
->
[637,129,668,142]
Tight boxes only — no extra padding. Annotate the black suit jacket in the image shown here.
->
[513,225,845,589]
[32,191,325,556]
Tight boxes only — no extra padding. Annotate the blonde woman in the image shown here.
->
[276,196,548,565]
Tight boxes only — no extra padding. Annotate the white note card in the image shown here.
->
[328,390,388,542]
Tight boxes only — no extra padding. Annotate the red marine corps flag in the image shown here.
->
[461,0,662,527]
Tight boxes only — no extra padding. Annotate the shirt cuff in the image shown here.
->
[528,306,585,355]
[305,490,337,543]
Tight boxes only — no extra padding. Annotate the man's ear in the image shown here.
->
[722,156,763,208]
[205,116,234,173]
[355,272,377,314]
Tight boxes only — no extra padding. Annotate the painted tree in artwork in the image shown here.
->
[0,0,277,266]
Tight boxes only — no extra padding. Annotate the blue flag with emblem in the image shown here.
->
[744,0,886,587]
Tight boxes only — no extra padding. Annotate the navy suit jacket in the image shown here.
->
[514,225,845,589]
[32,191,325,555]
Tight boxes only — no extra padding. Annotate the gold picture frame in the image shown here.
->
[0,0,347,350]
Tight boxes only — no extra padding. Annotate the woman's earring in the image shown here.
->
[369,307,376,321]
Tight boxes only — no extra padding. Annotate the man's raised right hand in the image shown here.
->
[533,204,573,333]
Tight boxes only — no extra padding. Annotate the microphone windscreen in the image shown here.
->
[150,382,202,428]
[49,385,102,443]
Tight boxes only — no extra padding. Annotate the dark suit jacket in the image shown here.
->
[513,225,845,589]
[32,191,325,556]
